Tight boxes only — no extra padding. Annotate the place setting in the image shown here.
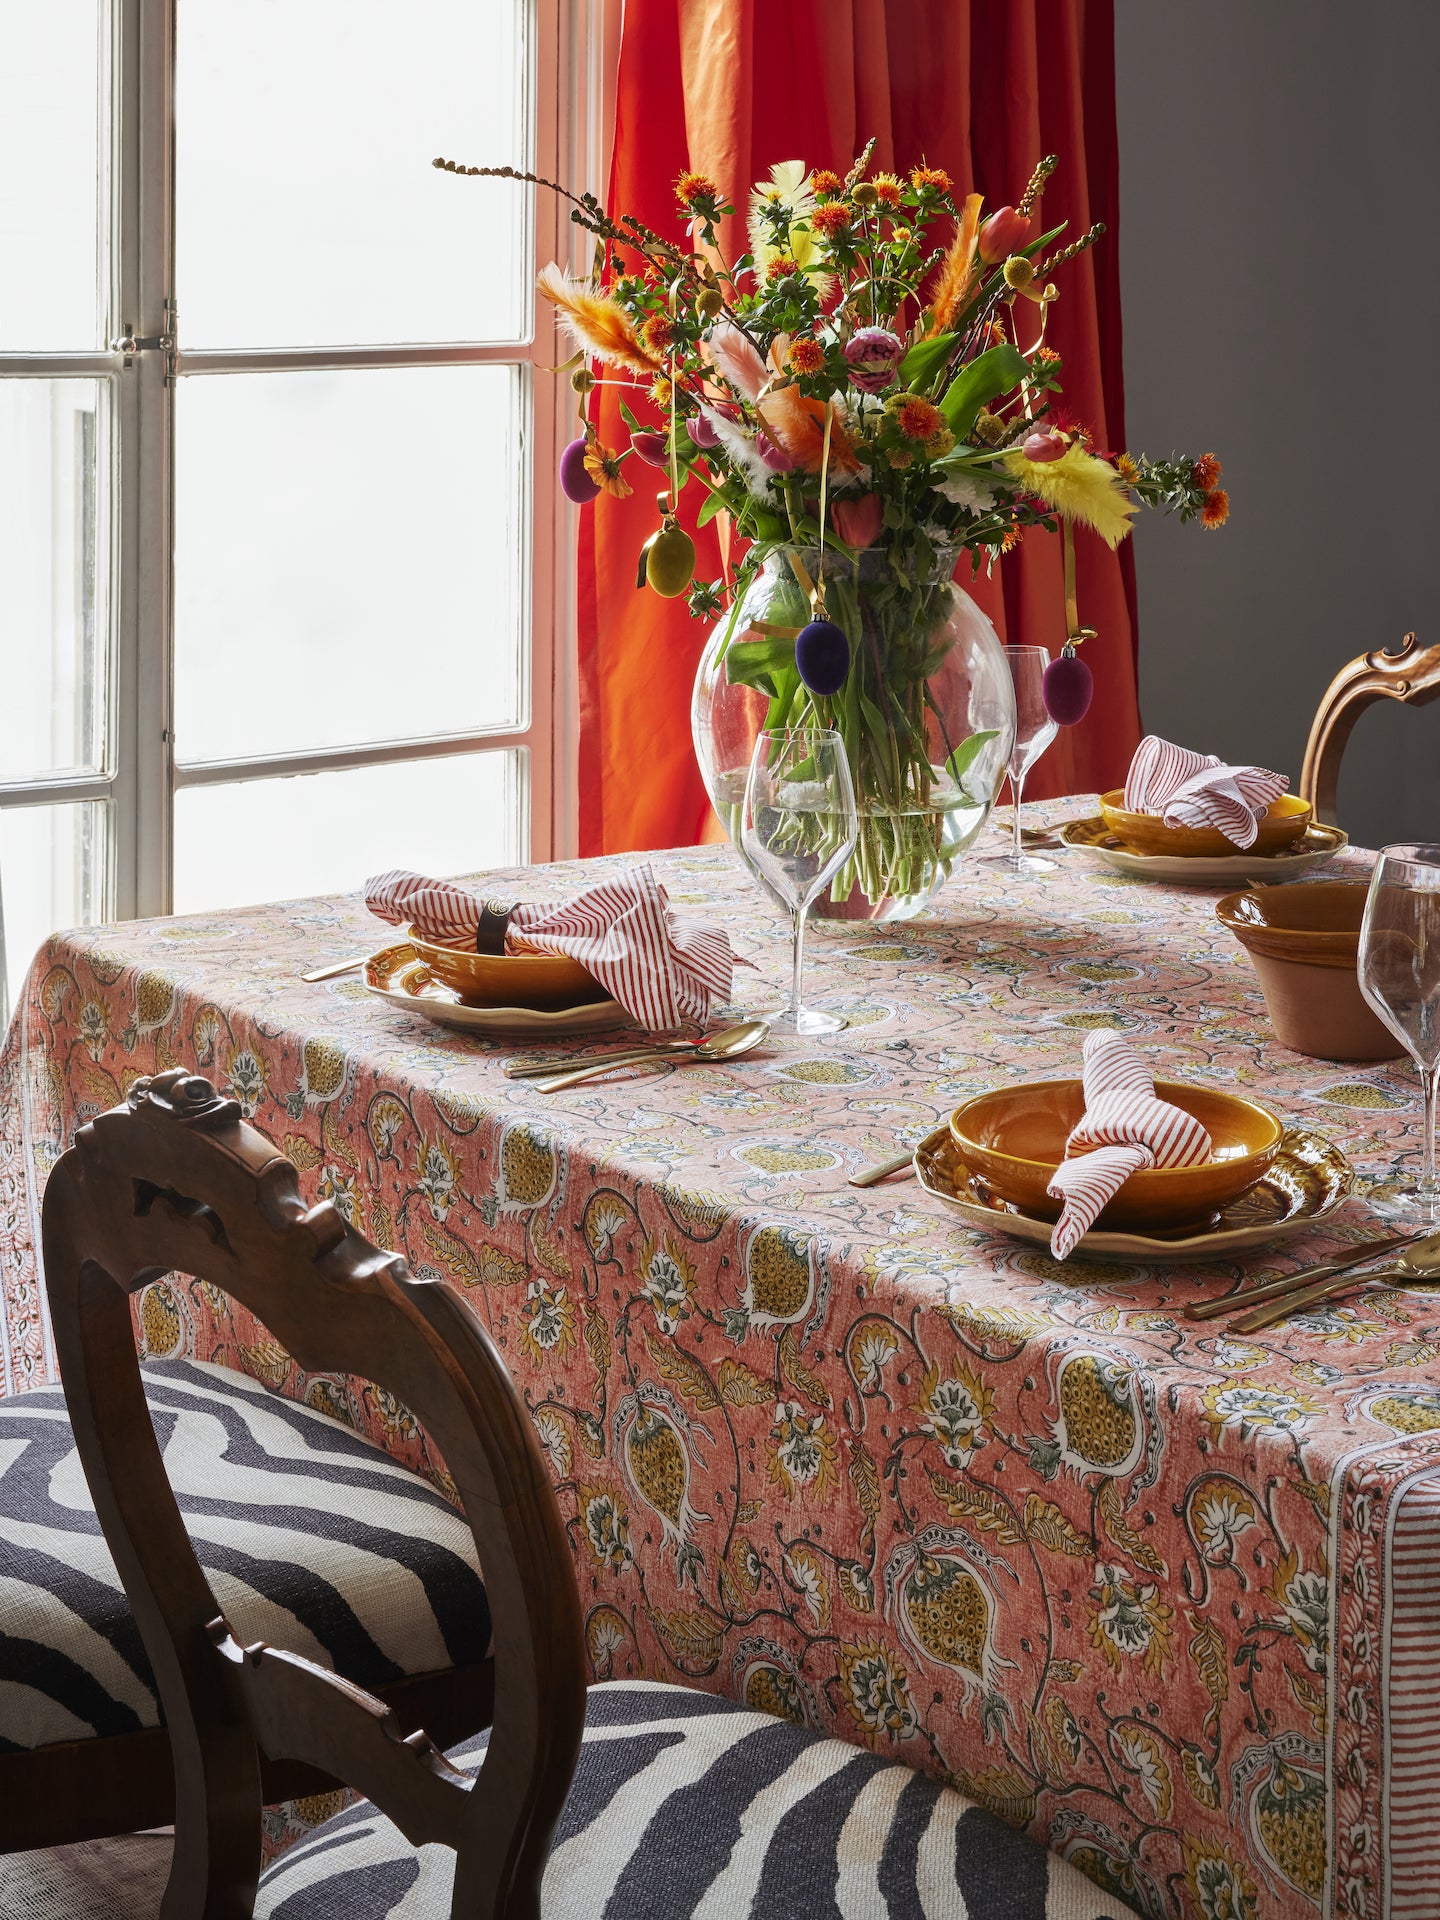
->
[844,835,1440,1330]
[1059,732,1350,881]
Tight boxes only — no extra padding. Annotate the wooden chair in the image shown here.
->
[1300,630,1440,827]
[1,1083,498,1851]
[3,1070,1132,1919]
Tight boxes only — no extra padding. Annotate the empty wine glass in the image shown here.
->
[983,645,1058,874]
[742,728,858,1036]
[1359,843,1440,1223]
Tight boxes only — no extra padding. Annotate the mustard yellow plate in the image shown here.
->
[365,944,629,1038]
[1098,789,1312,859]
[1059,814,1348,886]
[949,1078,1285,1231]
[914,1125,1352,1262]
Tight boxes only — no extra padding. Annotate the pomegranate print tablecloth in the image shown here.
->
[5,804,1439,1919]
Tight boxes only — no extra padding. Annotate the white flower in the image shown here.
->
[936,468,1000,512]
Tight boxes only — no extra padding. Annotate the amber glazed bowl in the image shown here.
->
[404,925,601,1010]
[1215,884,1405,1060]
[1099,789,1312,859]
[948,1079,1285,1230]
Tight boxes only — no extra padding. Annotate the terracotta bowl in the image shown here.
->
[948,1078,1285,1230]
[404,925,601,1010]
[1215,884,1405,1060]
[1099,789,1312,859]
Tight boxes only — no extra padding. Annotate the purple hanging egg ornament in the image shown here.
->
[1043,643,1094,726]
[795,619,851,697]
[559,436,601,504]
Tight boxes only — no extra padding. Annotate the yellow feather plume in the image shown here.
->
[927,193,983,335]
[536,262,661,376]
[1003,443,1138,548]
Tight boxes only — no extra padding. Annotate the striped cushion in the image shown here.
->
[0,1359,490,1751]
[0,1682,1135,1916]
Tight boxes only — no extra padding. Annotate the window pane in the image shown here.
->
[0,4,107,350]
[175,0,528,349]
[0,380,110,781]
[172,750,525,916]
[0,802,110,1011]
[172,366,524,763]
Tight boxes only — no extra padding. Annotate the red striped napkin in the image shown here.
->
[365,866,735,1032]
[1123,734,1288,849]
[1046,1031,1213,1258]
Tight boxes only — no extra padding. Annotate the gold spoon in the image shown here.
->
[1233,1228,1440,1333]
[530,1020,770,1093]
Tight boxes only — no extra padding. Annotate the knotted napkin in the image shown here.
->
[1123,734,1288,849]
[365,865,735,1031]
[1046,1030,1213,1258]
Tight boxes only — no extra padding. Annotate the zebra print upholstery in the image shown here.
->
[0,1357,490,1753]
[0,1681,1137,1917]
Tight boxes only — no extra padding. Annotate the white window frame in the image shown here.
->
[0,0,614,925]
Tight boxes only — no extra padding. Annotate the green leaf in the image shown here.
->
[939,345,1029,439]
[696,490,726,528]
[725,633,797,696]
[898,331,957,393]
[618,399,642,432]
[945,728,1002,803]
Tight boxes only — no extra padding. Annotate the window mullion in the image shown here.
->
[113,0,175,920]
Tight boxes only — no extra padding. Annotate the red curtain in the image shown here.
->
[575,0,1138,855]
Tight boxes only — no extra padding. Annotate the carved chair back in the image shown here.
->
[1300,631,1440,827]
[40,1068,586,1919]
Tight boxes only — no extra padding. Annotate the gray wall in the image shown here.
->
[1115,0,1438,849]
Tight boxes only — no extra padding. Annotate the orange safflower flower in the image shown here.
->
[811,201,852,238]
[895,395,945,442]
[811,169,843,196]
[1032,345,1061,369]
[1200,487,1230,529]
[1114,452,1140,485]
[788,337,827,375]
[674,171,719,208]
[871,173,904,208]
[1191,452,1222,490]
[638,312,677,358]
[1000,521,1024,553]
[910,164,952,193]
[892,226,913,246]
[766,256,801,283]
[650,373,674,409]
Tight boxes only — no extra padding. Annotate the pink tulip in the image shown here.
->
[978,206,1032,265]
[757,429,800,472]
[843,327,905,394]
[630,431,669,467]
[1021,428,1068,463]
[831,493,885,548]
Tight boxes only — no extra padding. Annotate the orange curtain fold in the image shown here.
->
[576,0,1138,855]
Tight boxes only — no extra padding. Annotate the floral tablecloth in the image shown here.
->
[5,802,1440,1920]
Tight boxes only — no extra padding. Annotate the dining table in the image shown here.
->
[3,797,1439,1920]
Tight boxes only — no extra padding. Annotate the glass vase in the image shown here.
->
[691,545,1016,921]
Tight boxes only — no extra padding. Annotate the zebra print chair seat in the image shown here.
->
[0,1357,490,1757]
[2,1680,1135,1918]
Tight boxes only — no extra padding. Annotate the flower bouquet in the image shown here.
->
[441,143,1225,917]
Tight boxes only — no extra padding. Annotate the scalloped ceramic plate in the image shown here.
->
[1058,814,1348,885]
[364,944,631,1038]
[913,1124,1352,1261]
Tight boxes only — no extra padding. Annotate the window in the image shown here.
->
[0,0,605,1013]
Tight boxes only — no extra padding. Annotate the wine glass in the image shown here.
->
[1359,845,1440,1222]
[985,645,1058,874]
[742,728,858,1036]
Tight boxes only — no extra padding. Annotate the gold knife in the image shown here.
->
[1183,1231,1420,1321]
